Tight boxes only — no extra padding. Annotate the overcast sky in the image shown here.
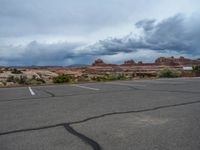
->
[0,0,200,66]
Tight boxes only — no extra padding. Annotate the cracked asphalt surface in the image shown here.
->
[0,78,200,150]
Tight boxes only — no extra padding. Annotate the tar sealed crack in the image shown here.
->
[1,99,200,150]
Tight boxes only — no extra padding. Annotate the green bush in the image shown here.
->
[6,76,29,85]
[107,74,127,81]
[6,76,15,82]
[90,74,128,82]
[11,68,22,74]
[91,76,105,82]
[0,70,3,73]
[158,68,182,78]
[18,76,28,84]
[27,78,46,85]
[192,66,200,74]
[53,75,71,83]
[77,77,90,83]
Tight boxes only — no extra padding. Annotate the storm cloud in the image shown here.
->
[90,14,200,55]
[0,41,85,66]
[0,0,200,65]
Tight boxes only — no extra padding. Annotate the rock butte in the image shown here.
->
[0,56,200,87]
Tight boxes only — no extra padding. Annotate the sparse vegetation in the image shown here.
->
[53,74,71,83]
[0,56,199,87]
[192,65,200,74]
[90,73,128,82]
[18,76,28,84]
[91,76,106,82]
[11,68,23,74]
[77,77,90,83]
[106,73,127,81]
[157,68,182,78]
[2,82,6,86]
[27,77,46,85]
[6,76,15,82]
[7,76,28,84]
[6,75,45,85]
[4,68,10,71]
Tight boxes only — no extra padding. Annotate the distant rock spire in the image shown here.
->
[92,59,106,66]
[123,59,136,66]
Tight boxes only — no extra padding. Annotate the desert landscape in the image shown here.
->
[0,56,200,87]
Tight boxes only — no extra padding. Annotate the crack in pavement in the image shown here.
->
[69,99,200,125]
[0,123,101,150]
[64,124,101,150]
[0,123,63,136]
[1,99,200,149]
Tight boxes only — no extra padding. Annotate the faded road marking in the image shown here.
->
[28,87,36,95]
[106,82,146,87]
[72,85,100,91]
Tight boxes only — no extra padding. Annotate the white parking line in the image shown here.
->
[106,82,146,87]
[72,85,100,91]
[145,81,186,84]
[28,87,36,95]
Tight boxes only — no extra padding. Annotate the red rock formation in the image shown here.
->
[123,59,136,66]
[138,61,143,65]
[155,56,200,66]
[92,59,106,66]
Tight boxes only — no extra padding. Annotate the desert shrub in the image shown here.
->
[91,76,104,82]
[11,68,22,74]
[6,76,15,82]
[4,68,10,71]
[27,77,46,85]
[158,68,182,78]
[0,70,3,73]
[53,74,71,83]
[117,73,127,80]
[18,76,28,84]
[107,73,127,81]
[6,76,29,84]
[77,77,90,83]
[35,78,45,83]
[2,82,6,86]
[90,74,127,82]
[192,65,200,74]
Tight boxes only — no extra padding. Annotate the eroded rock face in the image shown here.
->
[138,61,143,64]
[92,59,106,66]
[123,59,136,66]
[155,56,200,66]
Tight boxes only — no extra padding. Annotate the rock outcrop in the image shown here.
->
[123,59,136,66]
[155,56,200,66]
[138,61,143,64]
[92,59,106,66]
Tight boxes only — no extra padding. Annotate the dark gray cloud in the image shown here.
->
[0,41,86,66]
[90,14,200,55]
[135,19,156,31]
[1,13,200,66]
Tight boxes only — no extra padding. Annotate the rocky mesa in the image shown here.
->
[0,56,200,87]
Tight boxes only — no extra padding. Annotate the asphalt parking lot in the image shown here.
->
[0,78,200,150]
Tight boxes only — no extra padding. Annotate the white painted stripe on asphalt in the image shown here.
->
[72,85,100,91]
[28,87,36,95]
[145,81,186,84]
[106,82,146,87]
